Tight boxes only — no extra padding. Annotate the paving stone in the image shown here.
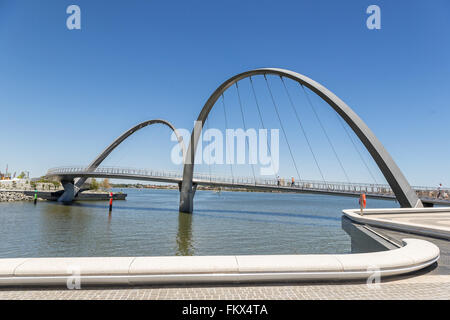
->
[0,275,448,300]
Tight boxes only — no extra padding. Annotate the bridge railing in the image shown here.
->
[190,171,397,194]
[412,185,450,199]
[199,176,395,195]
[46,166,448,197]
[47,166,184,180]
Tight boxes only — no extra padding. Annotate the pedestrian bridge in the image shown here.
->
[46,166,450,207]
[46,68,450,212]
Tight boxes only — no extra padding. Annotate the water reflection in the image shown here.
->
[36,202,97,257]
[107,211,112,231]
[0,189,397,257]
[176,212,194,256]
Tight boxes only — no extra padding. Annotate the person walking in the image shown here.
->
[277,175,280,187]
[437,183,443,199]
[291,177,295,187]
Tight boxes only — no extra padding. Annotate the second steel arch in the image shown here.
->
[58,119,185,202]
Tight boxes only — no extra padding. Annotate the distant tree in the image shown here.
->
[101,178,111,190]
[17,172,26,179]
[90,178,99,190]
[52,181,61,189]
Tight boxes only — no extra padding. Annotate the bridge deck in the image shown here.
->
[45,167,450,206]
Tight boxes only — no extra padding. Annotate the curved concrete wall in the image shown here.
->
[0,239,439,286]
[343,208,450,240]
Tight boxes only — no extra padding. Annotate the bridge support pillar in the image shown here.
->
[179,183,197,214]
[58,179,80,202]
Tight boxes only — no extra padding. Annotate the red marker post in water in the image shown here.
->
[109,192,113,213]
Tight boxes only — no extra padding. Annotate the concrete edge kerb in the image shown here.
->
[345,207,450,215]
[0,239,439,286]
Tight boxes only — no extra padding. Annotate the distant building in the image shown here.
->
[0,172,11,180]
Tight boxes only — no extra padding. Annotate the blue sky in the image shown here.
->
[0,0,449,186]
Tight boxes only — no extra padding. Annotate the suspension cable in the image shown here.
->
[336,114,379,184]
[299,83,351,183]
[264,74,302,183]
[205,115,212,182]
[281,76,326,185]
[249,76,277,180]
[235,82,257,185]
[221,94,235,182]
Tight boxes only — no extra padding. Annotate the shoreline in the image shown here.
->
[0,189,126,202]
[0,191,34,202]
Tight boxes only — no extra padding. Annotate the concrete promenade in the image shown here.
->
[1,232,447,300]
[343,207,450,239]
[369,227,450,276]
[0,207,448,299]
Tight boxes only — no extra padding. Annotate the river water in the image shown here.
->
[0,189,398,258]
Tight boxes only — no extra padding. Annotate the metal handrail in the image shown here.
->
[45,166,449,195]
